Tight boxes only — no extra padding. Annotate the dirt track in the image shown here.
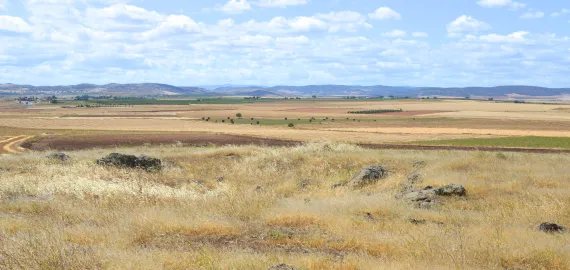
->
[21,133,570,154]
[0,135,34,154]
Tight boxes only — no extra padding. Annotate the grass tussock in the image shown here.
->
[0,141,570,269]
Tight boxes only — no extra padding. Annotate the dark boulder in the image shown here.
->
[97,153,163,172]
[135,155,163,172]
[538,222,565,233]
[347,164,388,187]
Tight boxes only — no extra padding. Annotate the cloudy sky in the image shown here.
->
[0,0,569,87]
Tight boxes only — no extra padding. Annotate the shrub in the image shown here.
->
[236,113,242,118]
[288,123,295,128]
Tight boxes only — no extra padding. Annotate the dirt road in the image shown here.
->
[0,135,34,155]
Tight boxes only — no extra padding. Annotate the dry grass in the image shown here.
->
[0,142,569,269]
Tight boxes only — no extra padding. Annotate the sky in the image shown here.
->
[0,0,569,87]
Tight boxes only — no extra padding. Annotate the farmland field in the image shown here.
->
[2,98,570,269]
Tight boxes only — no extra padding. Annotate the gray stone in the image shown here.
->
[268,263,298,270]
[47,152,71,161]
[97,153,163,172]
[538,222,565,233]
[412,160,426,168]
[347,164,388,187]
[434,184,466,196]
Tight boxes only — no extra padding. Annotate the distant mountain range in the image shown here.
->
[1,83,570,98]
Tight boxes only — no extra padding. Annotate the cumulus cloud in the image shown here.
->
[85,4,164,31]
[447,15,490,37]
[220,0,251,14]
[520,11,544,19]
[257,0,308,8]
[368,7,401,20]
[382,30,406,37]
[477,0,526,10]
[479,31,531,43]
[140,15,199,39]
[0,15,33,33]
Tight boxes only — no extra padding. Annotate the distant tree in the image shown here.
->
[236,113,243,118]
[288,123,295,128]
[312,95,317,98]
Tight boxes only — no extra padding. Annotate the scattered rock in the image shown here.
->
[268,263,298,270]
[398,184,465,208]
[216,176,224,182]
[331,183,344,189]
[298,179,311,189]
[365,212,375,221]
[255,186,264,191]
[403,170,422,191]
[434,184,466,196]
[538,222,566,233]
[347,164,388,187]
[47,152,71,161]
[412,160,426,168]
[97,153,163,172]
[407,218,426,225]
[407,218,444,226]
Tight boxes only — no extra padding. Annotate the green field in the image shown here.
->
[416,136,570,149]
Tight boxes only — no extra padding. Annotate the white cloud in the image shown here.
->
[316,11,364,22]
[383,29,406,37]
[447,15,491,37]
[85,4,164,31]
[140,15,199,39]
[520,11,544,19]
[477,0,526,10]
[257,0,308,8]
[479,31,531,43]
[0,15,33,33]
[0,0,7,9]
[276,35,309,45]
[220,0,251,14]
[412,32,429,37]
[368,7,401,20]
[551,9,569,17]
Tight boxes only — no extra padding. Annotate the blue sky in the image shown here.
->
[0,0,569,87]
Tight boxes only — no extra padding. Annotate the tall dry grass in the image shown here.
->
[0,142,569,269]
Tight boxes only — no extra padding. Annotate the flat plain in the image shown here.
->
[1,98,570,269]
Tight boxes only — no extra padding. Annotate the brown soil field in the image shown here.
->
[23,133,570,154]
[23,133,299,151]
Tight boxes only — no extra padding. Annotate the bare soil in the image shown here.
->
[23,133,570,154]
[22,133,300,151]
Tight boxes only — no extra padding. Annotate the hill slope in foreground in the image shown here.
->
[0,142,569,269]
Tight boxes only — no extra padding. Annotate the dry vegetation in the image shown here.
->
[1,142,569,269]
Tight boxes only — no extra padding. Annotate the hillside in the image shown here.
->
[2,83,570,98]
